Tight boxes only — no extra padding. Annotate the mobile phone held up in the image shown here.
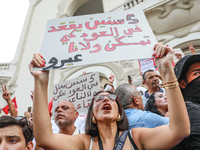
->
[128,75,131,81]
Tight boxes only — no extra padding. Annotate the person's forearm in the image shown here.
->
[162,67,190,137]
[192,51,196,55]
[33,77,53,147]
[7,99,17,117]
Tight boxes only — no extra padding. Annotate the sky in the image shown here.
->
[0,1,29,63]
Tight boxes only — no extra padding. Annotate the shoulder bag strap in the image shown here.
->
[114,130,129,150]
[128,130,139,150]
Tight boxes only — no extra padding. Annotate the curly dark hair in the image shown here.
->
[145,92,164,117]
[85,90,129,137]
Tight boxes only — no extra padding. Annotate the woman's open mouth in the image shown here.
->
[102,103,112,110]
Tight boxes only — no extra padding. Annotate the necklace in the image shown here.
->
[98,130,119,150]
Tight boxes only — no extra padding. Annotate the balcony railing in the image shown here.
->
[0,63,10,71]
[0,63,12,84]
[109,0,170,12]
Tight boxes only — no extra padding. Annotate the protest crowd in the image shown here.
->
[1,3,200,148]
[1,42,200,150]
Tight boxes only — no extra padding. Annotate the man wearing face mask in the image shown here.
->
[172,54,200,150]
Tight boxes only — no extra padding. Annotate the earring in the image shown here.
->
[92,116,96,124]
[117,115,121,122]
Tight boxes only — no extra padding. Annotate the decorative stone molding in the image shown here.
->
[146,0,200,34]
[109,0,170,12]
[59,63,124,83]
[6,84,18,96]
[156,20,200,44]
[34,0,42,6]
[0,77,11,85]
[156,35,175,44]
[190,21,200,33]
[109,0,145,12]
[112,60,134,69]
[57,12,69,18]
[0,63,17,95]
[0,63,10,71]
[58,60,140,86]
[0,63,12,86]
[124,0,144,10]
[57,0,90,18]
[153,0,194,19]
[57,0,70,18]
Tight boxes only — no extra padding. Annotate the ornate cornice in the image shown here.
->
[58,60,140,86]
[152,0,194,19]
[156,20,200,44]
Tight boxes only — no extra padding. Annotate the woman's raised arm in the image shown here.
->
[29,54,87,150]
[132,43,190,150]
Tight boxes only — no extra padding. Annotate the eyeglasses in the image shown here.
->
[134,92,142,97]
[94,94,117,102]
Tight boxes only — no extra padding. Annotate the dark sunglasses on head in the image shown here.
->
[14,116,27,121]
[14,116,30,126]
[14,116,33,137]
[94,94,117,102]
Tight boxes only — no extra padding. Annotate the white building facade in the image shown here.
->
[0,0,200,115]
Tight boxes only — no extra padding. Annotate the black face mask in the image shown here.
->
[181,75,200,103]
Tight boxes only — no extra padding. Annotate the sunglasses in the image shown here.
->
[14,116,29,125]
[94,94,117,102]
[14,116,27,120]
[14,116,33,139]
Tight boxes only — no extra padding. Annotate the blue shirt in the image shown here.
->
[125,109,169,130]
[144,87,165,99]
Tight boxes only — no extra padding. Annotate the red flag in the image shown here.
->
[11,97,18,109]
[2,105,9,115]
[2,97,17,115]
[48,99,53,117]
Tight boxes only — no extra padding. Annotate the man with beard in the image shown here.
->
[140,70,165,106]
[172,54,200,150]
[54,100,84,135]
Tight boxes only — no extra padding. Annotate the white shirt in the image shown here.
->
[32,118,85,149]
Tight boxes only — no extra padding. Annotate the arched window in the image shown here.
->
[73,0,103,16]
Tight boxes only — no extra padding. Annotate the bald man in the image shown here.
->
[54,101,83,134]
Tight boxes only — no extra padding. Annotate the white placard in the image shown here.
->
[138,58,157,74]
[52,72,100,113]
[38,10,157,70]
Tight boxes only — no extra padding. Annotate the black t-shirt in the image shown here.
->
[172,101,200,150]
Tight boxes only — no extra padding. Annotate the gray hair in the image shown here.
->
[115,83,137,109]
[143,69,155,81]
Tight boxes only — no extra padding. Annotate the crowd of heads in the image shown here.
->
[0,43,199,149]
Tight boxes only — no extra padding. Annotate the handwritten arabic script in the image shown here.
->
[138,58,157,74]
[52,72,100,113]
[38,10,157,70]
